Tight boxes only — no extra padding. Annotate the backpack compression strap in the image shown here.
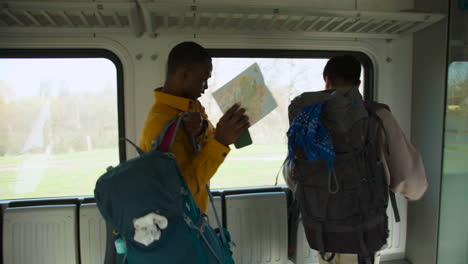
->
[121,138,144,156]
[206,184,228,246]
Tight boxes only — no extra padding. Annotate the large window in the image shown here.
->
[437,1,468,262]
[200,50,371,189]
[438,61,468,263]
[0,50,123,200]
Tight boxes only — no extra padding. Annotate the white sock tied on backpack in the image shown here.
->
[133,213,168,246]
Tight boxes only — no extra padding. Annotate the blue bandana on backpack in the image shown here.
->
[287,103,336,171]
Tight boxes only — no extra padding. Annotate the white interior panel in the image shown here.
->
[205,196,223,228]
[3,205,78,264]
[79,203,107,264]
[226,192,288,264]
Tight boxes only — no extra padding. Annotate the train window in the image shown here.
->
[438,61,468,263]
[201,50,372,189]
[0,51,123,200]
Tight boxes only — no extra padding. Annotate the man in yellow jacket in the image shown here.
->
[139,41,249,213]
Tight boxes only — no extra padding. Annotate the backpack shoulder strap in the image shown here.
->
[364,101,390,113]
[151,115,184,152]
[151,113,200,154]
[364,101,390,154]
[365,102,401,223]
[389,191,401,223]
[120,115,186,157]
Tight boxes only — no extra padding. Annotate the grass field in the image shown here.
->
[1,143,466,200]
[0,149,120,200]
[0,144,288,200]
[443,144,468,174]
[212,144,287,189]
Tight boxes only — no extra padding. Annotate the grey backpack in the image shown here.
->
[287,87,400,260]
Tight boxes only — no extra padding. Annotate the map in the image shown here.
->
[212,63,277,126]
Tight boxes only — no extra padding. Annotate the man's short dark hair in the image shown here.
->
[166,41,211,76]
[323,55,361,86]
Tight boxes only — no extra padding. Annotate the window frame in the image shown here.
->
[202,49,378,242]
[208,49,374,101]
[205,49,374,191]
[0,48,126,162]
[437,60,468,263]
[0,49,126,261]
[0,49,126,204]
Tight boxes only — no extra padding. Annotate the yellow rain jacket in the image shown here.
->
[139,90,230,213]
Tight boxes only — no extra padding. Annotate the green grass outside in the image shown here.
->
[445,144,468,152]
[0,145,288,200]
[1,143,465,200]
[443,143,468,174]
[212,144,287,189]
[0,149,120,200]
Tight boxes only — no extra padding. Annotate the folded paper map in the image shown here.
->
[212,63,278,126]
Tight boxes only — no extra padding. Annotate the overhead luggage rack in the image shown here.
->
[0,1,445,39]
[0,1,136,34]
[147,3,445,39]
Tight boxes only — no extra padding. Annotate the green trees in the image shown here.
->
[0,80,118,156]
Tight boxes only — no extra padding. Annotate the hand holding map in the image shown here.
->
[212,63,278,127]
[214,104,250,147]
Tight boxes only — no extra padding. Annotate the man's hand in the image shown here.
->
[182,112,204,136]
[215,104,250,146]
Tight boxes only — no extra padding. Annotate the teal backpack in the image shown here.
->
[95,115,235,264]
